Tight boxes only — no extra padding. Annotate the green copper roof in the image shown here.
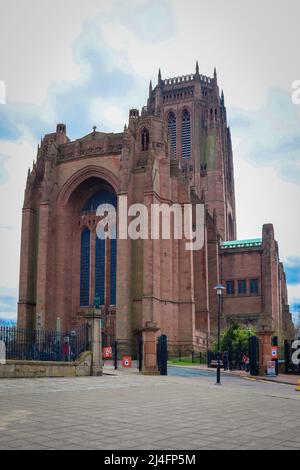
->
[221,238,262,249]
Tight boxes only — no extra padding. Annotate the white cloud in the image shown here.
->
[0,0,300,320]
[234,147,300,305]
[287,285,300,321]
[234,144,300,257]
[0,312,17,321]
[0,0,125,105]
[0,138,36,289]
[0,81,6,105]
[168,0,300,110]
[90,100,127,131]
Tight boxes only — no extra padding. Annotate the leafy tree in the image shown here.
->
[212,322,256,354]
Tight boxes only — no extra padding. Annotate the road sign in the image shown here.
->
[122,356,132,368]
[103,346,113,359]
[267,361,276,376]
[271,346,278,359]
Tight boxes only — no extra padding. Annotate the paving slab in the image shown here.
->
[0,370,299,450]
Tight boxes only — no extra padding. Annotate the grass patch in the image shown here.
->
[168,358,202,366]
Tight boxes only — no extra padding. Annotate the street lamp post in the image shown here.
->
[214,284,225,385]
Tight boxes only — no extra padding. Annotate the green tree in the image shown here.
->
[212,322,256,354]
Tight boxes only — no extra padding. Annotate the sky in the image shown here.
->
[0,0,299,322]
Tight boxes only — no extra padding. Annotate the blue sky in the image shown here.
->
[0,0,299,323]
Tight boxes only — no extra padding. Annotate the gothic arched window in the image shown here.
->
[95,236,105,306]
[80,228,91,306]
[167,112,176,156]
[110,238,117,305]
[81,190,117,307]
[141,128,149,151]
[181,110,191,159]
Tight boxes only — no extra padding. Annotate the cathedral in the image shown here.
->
[17,64,294,352]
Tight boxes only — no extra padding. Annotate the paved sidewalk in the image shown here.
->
[166,363,300,385]
[0,369,300,450]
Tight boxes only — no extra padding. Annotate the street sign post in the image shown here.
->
[267,360,276,376]
[122,356,132,368]
[103,346,113,359]
[271,346,278,360]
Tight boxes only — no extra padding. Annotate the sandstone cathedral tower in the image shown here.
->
[18,64,294,352]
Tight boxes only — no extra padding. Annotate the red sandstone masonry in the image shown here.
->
[17,69,294,351]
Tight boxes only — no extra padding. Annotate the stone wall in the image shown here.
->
[0,351,92,379]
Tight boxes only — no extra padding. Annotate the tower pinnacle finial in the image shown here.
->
[149,80,153,93]
[221,89,225,106]
[195,60,199,75]
[158,68,162,82]
[214,67,217,81]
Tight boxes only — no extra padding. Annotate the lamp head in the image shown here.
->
[214,284,225,296]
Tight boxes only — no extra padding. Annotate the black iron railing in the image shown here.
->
[0,324,89,362]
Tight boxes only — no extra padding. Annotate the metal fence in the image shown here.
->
[0,324,89,362]
[167,348,207,365]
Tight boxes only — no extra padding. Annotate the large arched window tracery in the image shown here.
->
[80,190,117,307]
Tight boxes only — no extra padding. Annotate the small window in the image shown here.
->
[250,279,259,295]
[238,280,247,295]
[141,128,149,151]
[226,280,235,295]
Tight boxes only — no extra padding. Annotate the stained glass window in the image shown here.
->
[80,228,90,306]
[81,190,117,307]
[95,237,105,305]
[110,238,117,305]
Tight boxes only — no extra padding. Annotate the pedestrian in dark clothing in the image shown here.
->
[62,340,70,362]
[243,355,250,372]
[223,351,229,371]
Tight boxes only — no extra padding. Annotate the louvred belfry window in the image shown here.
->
[167,112,176,156]
[181,109,191,159]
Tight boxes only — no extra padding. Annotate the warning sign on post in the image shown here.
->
[122,356,132,368]
[271,346,278,359]
[103,347,112,359]
[267,361,276,376]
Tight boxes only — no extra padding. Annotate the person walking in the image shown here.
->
[242,354,250,372]
[223,351,229,371]
[62,338,70,362]
[245,355,250,372]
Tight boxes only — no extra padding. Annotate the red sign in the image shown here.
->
[122,356,132,368]
[103,347,112,359]
[271,346,278,359]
